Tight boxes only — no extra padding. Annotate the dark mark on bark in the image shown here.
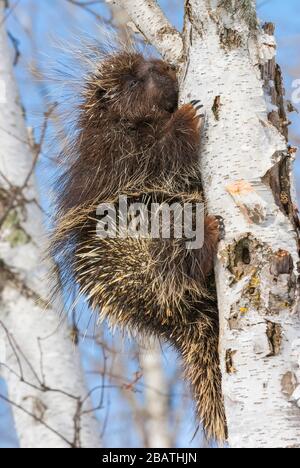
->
[0,188,9,219]
[268,250,296,315]
[157,25,180,41]
[212,96,222,121]
[226,349,237,374]
[220,28,242,49]
[270,250,293,276]
[228,306,248,330]
[242,246,251,265]
[226,235,256,283]
[266,321,282,356]
[184,0,204,38]
[186,0,205,38]
[286,100,299,114]
[262,152,300,236]
[228,310,240,330]
[261,23,289,141]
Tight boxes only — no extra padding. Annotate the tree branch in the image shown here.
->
[106,0,183,63]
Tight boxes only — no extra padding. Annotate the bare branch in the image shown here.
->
[65,0,112,24]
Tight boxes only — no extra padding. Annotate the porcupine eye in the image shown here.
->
[128,78,139,89]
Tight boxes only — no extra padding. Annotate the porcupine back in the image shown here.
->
[50,38,226,442]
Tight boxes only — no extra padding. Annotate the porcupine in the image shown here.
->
[51,46,227,441]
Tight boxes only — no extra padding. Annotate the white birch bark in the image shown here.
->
[106,0,183,63]
[119,0,300,448]
[140,341,171,448]
[0,2,100,448]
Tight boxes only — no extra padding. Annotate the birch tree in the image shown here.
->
[139,341,171,448]
[0,1,100,448]
[109,0,300,448]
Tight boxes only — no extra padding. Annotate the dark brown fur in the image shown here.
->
[52,49,227,441]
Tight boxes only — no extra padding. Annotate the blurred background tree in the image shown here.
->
[0,0,299,448]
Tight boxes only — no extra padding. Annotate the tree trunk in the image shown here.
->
[115,0,300,448]
[140,341,171,448]
[0,1,99,448]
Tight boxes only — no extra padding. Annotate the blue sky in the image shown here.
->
[0,0,299,449]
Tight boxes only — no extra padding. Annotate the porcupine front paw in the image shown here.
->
[190,100,206,130]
